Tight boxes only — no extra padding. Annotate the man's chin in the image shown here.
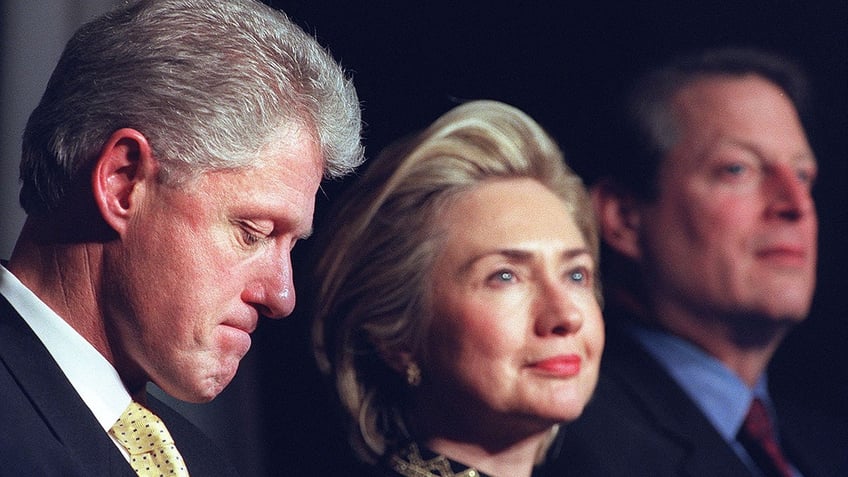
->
[760,302,811,325]
[157,368,238,403]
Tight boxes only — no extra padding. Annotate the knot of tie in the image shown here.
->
[110,401,190,477]
[743,398,775,441]
[739,398,793,477]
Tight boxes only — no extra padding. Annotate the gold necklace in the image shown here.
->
[388,442,481,477]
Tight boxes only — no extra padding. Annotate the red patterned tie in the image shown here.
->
[738,398,793,477]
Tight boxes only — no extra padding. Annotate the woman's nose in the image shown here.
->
[535,281,585,337]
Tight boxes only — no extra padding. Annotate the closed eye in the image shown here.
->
[242,229,261,246]
[234,220,268,248]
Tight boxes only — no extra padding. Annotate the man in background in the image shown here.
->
[543,47,847,476]
[0,0,363,474]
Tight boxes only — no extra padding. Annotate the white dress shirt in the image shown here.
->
[0,264,131,457]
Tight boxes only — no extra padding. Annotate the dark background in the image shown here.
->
[253,1,846,474]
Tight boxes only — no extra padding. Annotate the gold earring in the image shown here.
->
[405,362,421,387]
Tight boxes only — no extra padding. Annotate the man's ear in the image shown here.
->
[590,178,643,260]
[92,128,157,236]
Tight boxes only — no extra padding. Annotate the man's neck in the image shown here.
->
[8,219,112,363]
[648,301,789,387]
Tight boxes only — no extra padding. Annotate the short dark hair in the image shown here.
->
[605,47,809,200]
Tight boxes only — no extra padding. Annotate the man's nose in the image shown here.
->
[246,252,297,319]
[766,164,815,220]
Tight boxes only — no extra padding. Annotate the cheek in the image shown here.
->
[464,293,526,340]
[463,314,514,355]
[587,313,605,361]
[430,301,513,365]
[127,212,200,281]
[125,237,229,342]
[650,191,744,258]
[578,299,605,357]
[700,196,751,230]
[682,182,760,236]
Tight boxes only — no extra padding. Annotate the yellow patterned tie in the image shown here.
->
[109,401,190,477]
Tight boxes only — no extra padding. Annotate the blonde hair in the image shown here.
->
[313,100,598,463]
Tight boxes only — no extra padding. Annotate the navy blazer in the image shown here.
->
[539,324,848,477]
[0,295,239,476]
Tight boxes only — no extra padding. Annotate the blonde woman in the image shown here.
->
[314,100,603,477]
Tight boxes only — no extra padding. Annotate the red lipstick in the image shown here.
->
[531,355,581,377]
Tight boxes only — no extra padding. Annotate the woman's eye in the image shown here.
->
[568,267,592,286]
[489,270,515,283]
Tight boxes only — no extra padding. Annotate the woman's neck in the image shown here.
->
[423,426,556,477]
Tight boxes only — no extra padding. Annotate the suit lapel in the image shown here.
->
[0,297,135,476]
[603,327,753,476]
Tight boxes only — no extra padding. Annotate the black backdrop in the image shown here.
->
[252,1,847,475]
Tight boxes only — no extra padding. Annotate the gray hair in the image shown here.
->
[20,0,363,215]
[313,100,598,464]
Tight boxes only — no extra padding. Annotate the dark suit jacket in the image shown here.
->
[539,324,848,477]
[0,295,240,476]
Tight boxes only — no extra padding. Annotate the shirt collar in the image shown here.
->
[0,265,131,431]
[625,323,772,441]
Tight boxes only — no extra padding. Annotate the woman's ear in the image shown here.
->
[590,178,643,260]
[379,349,421,387]
[91,128,157,236]
[378,347,415,375]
